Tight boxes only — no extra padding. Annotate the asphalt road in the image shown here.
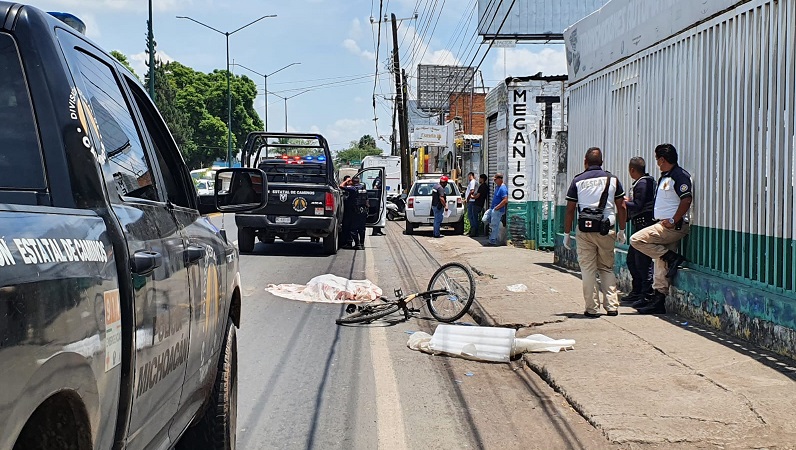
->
[213,215,613,450]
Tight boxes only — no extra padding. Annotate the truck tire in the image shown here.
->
[405,221,415,235]
[453,218,465,235]
[238,227,255,253]
[176,321,237,450]
[323,229,338,255]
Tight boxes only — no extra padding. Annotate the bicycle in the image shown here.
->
[335,262,476,325]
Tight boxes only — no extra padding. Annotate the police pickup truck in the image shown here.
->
[237,132,385,255]
[0,4,267,449]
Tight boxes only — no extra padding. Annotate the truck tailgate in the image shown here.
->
[265,183,331,218]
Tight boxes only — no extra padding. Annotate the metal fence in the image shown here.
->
[566,0,796,293]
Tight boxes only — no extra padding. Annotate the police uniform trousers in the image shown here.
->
[630,223,690,294]
[341,206,354,246]
[627,215,655,297]
[350,206,368,246]
[575,230,619,314]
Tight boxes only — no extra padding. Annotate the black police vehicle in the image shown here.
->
[237,132,385,255]
[0,4,266,449]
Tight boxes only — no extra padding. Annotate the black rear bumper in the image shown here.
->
[235,213,336,237]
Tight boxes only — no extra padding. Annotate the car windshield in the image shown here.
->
[411,182,456,196]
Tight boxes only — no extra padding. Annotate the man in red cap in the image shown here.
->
[431,176,449,238]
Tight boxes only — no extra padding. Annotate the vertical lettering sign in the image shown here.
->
[508,89,528,202]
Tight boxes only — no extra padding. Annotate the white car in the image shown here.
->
[196,178,215,196]
[405,179,464,234]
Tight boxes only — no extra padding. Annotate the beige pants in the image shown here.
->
[575,230,619,314]
[629,223,690,294]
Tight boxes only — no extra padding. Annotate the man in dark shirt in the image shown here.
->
[431,176,449,238]
[341,175,369,249]
[470,174,489,237]
[623,157,656,306]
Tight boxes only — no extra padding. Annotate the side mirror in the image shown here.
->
[215,168,268,212]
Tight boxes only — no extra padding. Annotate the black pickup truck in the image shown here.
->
[237,132,386,255]
[0,4,266,449]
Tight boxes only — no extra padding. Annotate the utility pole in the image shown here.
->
[391,13,411,193]
[147,0,155,100]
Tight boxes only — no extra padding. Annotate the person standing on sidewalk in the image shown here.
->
[486,173,508,246]
[431,176,449,238]
[464,172,478,237]
[630,144,692,314]
[562,147,627,317]
[470,174,489,237]
[341,175,369,250]
[624,157,656,305]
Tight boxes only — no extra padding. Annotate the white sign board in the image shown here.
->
[412,125,447,147]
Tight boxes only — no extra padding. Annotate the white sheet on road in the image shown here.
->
[265,274,383,303]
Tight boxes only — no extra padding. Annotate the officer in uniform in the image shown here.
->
[630,143,693,314]
[624,156,656,306]
[563,147,627,317]
[341,175,369,250]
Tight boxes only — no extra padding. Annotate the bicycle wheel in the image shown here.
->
[426,262,476,322]
[336,303,401,325]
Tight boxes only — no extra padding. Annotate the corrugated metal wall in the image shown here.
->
[567,0,796,292]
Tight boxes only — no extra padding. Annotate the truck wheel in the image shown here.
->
[405,221,415,235]
[453,219,465,235]
[176,321,237,450]
[238,227,255,253]
[323,230,338,255]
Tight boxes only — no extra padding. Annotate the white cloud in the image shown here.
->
[128,50,176,78]
[491,47,568,79]
[348,18,363,40]
[342,39,375,61]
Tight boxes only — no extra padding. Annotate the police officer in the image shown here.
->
[563,147,627,317]
[339,175,353,247]
[623,157,656,306]
[630,143,692,314]
[341,175,369,250]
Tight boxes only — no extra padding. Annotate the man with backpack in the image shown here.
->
[563,147,628,317]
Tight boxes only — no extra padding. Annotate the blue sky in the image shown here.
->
[29,0,567,153]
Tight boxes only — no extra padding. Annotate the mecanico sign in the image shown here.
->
[508,89,528,201]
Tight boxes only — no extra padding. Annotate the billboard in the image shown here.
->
[417,65,475,112]
[411,125,448,147]
[563,0,740,81]
[477,0,608,40]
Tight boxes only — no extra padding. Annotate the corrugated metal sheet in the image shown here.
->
[566,0,796,292]
[478,0,608,39]
[564,0,743,82]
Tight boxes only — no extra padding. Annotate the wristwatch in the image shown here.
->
[667,218,675,224]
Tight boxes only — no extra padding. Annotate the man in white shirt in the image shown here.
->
[630,143,693,314]
[464,172,478,237]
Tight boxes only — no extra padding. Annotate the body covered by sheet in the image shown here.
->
[266,274,383,303]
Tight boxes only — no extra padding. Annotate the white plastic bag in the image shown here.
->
[511,334,576,354]
[482,208,492,224]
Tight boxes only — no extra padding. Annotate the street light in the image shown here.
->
[268,90,311,132]
[230,61,300,131]
[177,14,276,167]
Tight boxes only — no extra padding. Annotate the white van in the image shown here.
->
[361,155,401,194]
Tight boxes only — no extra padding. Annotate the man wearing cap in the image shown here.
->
[431,176,449,238]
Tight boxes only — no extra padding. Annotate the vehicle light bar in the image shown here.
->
[48,12,86,34]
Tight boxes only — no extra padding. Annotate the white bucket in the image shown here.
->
[429,324,516,363]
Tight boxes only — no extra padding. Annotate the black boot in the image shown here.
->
[661,250,686,279]
[637,291,666,314]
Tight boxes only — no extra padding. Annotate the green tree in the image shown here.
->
[110,50,137,78]
[335,137,382,166]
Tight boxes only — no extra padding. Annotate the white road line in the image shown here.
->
[365,244,408,450]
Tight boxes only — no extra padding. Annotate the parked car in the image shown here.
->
[196,178,215,196]
[0,4,265,448]
[404,176,465,234]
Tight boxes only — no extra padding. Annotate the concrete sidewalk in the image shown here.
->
[421,233,796,449]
